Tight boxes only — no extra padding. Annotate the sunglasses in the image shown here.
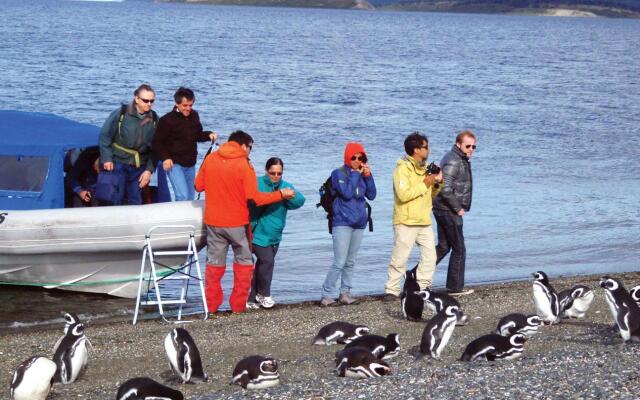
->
[138,97,155,104]
[351,155,367,162]
[268,171,283,177]
[465,144,477,150]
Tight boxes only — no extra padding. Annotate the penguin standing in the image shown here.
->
[600,276,640,343]
[10,356,57,400]
[164,328,208,383]
[628,284,640,308]
[344,333,400,360]
[401,264,424,321]
[418,305,462,359]
[495,313,541,337]
[53,312,81,354]
[231,356,280,389]
[312,321,370,345]
[532,271,560,324]
[334,347,391,378]
[52,323,89,384]
[558,285,595,319]
[460,333,527,362]
[116,377,184,400]
[415,289,469,325]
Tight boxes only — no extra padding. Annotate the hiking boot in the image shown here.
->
[256,294,276,309]
[246,301,260,310]
[382,293,400,303]
[338,292,359,305]
[447,288,475,296]
[320,297,337,307]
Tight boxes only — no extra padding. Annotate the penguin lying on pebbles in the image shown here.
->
[460,333,527,362]
[52,322,90,384]
[116,377,184,400]
[495,313,541,337]
[415,289,469,325]
[344,333,400,360]
[558,285,595,319]
[312,321,370,345]
[418,305,463,359]
[532,271,560,325]
[600,276,640,343]
[10,356,57,400]
[335,347,391,378]
[231,356,280,389]
[164,328,208,383]
[401,265,424,321]
[53,312,81,353]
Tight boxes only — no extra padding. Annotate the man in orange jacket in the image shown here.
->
[195,130,295,314]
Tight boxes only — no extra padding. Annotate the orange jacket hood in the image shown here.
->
[343,142,367,166]
[218,141,248,160]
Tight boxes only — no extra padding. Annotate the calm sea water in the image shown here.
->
[1,0,639,328]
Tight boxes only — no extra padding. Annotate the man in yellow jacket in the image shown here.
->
[383,132,442,300]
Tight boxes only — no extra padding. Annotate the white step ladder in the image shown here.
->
[132,225,208,325]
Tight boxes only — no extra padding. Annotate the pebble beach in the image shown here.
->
[3,272,640,400]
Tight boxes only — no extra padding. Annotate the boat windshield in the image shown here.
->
[0,155,49,192]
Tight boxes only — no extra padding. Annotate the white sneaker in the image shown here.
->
[256,294,276,309]
[246,302,260,310]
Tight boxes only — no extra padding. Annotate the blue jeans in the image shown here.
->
[322,226,364,298]
[113,162,145,205]
[166,164,195,201]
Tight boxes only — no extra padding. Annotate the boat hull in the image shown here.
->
[0,201,206,298]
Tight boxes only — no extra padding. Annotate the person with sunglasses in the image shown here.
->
[383,132,442,302]
[433,130,477,296]
[321,141,377,306]
[98,84,158,205]
[246,157,305,310]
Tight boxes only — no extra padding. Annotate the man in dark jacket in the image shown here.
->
[152,87,217,201]
[433,130,477,296]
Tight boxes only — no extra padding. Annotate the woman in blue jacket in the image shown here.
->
[247,157,305,309]
[321,141,376,306]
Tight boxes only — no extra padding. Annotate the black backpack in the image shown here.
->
[316,166,373,234]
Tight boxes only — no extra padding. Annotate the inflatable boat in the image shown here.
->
[0,110,206,298]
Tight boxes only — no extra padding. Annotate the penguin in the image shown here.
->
[10,356,57,400]
[558,285,595,319]
[53,312,81,354]
[628,284,640,308]
[334,347,391,378]
[52,322,89,384]
[495,313,541,337]
[418,305,462,359]
[231,356,280,389]
[460,333,527,362]
[532,271,560,324]
[164,327,208,383]
[415,289,469,325]
[599,276,640,343]
[401,264,424,321]
[116,377,184,400]
[343,333,400,360]
[312,321,370,345]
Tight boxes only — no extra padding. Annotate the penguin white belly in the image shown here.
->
[568,292,595,317]
[344,367,370,379]
[70,341,88,382]
[533,284,555,321]
[164,334,184,378]
[246,375,280,389]
[436,320,456,358]
[12,358,57,400]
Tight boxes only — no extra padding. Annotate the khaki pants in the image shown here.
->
[384,224,436,296]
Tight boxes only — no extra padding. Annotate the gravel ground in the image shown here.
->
[2,272,640,400]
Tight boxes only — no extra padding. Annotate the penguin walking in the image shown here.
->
[231,356,280,389]
[52,322,89,384]
[344,333,400,360]
[418,305,462,359]
[558,285,595,319]
[532,271,560,324]
[600,276,640,343]
[495,313,541,337]
[10,356,57,400]
[312,321,370,345]
[460,333,527,362]
[415,289,469,325]
[334,347,391,378]
[53,312,81,354]
[401,264,424,321]
[116,377,184,400]
[164,328,208,383]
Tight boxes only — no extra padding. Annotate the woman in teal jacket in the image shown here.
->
[247,157,305,309]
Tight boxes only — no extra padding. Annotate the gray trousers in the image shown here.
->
[248,244,279,301]
[206,225,253,266]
